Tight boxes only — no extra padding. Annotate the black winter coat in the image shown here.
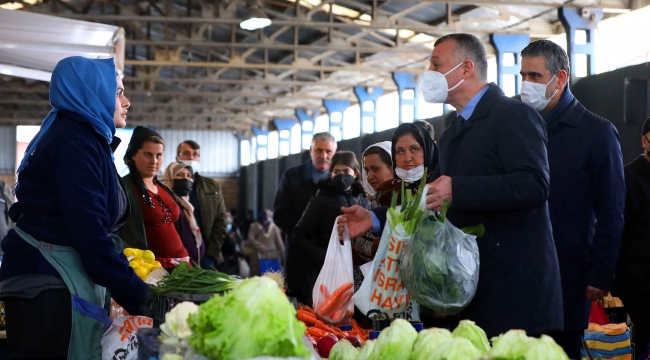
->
[614,155,650,294]
[287,179,371,304]
[434,83,563,337]
[545,94,625,331]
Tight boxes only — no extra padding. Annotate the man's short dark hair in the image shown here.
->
[434,33,488,80]
[521,40,571,77]
[177,140,200,156]
[642,117,650,136]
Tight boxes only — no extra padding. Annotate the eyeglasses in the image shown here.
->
[154,194,173,224]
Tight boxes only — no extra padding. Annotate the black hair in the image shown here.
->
[330,151,362,182]
[177,140,201,156]
[521,40,571,77]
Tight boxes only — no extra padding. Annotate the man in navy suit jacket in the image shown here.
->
[520,40,625,359]
[341,33,564,338]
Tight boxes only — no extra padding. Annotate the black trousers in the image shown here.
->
[619,293,650,357]
[549,330,584,360]
[4,289,72,360]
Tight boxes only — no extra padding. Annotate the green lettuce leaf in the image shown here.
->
[371,319,418,359]
[451,320,491,354]
[409,328,453,360]
[356,340,376,360]
[188,277,310,359]
[522,335,570,360]
[328,339,359,360]
[489,329,534,359]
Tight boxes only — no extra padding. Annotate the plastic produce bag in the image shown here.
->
[353,183,429,322]
[401,201,481,315]
[312,217,355,326]
[102,316,153,360]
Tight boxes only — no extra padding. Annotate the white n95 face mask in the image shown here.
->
[395,164,425,183]
[419,61,466,104]
[521,74,558,111]
[179,160,200,172]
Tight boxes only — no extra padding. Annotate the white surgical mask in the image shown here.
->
[179,160,200,173]
[419,61,465,104]
[395,164,425,183]
[521,75,558,111]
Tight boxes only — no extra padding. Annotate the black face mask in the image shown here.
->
[172,178,193,196]
[332,174,356,192]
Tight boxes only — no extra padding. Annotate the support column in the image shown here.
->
[353,86,383,134]
[323,99,350,141]
[490,34,530,95]
[273,118,298,156]
[296,109,318,150]
[559,7,603,84]
[251,126,270,161]
[392,72,419,123]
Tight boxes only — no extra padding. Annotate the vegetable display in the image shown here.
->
[297,317,568,360]
[151,262,240,295]
[187,277,311,359]
[401,201,482,315]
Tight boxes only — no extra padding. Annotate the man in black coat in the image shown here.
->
[613,117,650,352]
[341,33,563,338]
[273,132,337,297]
[519,40,625,359]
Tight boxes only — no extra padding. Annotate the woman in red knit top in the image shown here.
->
[119,126,189,269]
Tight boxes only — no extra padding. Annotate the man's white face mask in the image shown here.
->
[521,74,558,112]
[419,61,465,104]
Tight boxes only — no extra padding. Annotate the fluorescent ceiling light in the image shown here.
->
[240,1,271,31]
[0,63,52,82]
[240,16,272,31]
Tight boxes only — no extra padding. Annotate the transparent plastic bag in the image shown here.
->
[401,205,480,315]
[311,217,355,326]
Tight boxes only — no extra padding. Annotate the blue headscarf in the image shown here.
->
[17,56,118,173]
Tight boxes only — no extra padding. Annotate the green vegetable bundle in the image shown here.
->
[386,171,428,234]
[150,262,240,295]
[400,201,483,315]
[188,276,310,359]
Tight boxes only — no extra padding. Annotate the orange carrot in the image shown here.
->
[317,283,353,315]
[307,327,328,337]
[297,310,317,325]
[351,319,361,332]
[320,284,330,299]
[348,330,360,335]
[331,307,346,322]
[314,320,338,333]
[304,305,314,313]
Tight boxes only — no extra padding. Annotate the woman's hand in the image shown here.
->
[338,206,373,239]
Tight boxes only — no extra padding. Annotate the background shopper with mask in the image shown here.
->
[288,151,370,305]
[274,132,337,299]
[176,140,227,269]
[614,117,650,352]
[373,121,438,209]
[163,162,205,264]
[520,40,625,359]
[339,33,563,338]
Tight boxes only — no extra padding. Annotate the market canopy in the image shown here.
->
[0,8,124,82]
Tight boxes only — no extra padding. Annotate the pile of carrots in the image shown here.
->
[297,305,369,341]
[315,282,354,323]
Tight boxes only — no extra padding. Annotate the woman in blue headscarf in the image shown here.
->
[0,57,150,360]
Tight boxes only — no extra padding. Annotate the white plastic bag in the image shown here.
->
[311,217,355,326]
[101,316,153,360]
[239,257,251,278]
[352,188,429,322]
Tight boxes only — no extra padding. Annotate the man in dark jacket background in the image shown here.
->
[176,140,228,269]
[342,33,563,338]
[519,40,625,359]
[273,132,336,298]
[613,117,650,352]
